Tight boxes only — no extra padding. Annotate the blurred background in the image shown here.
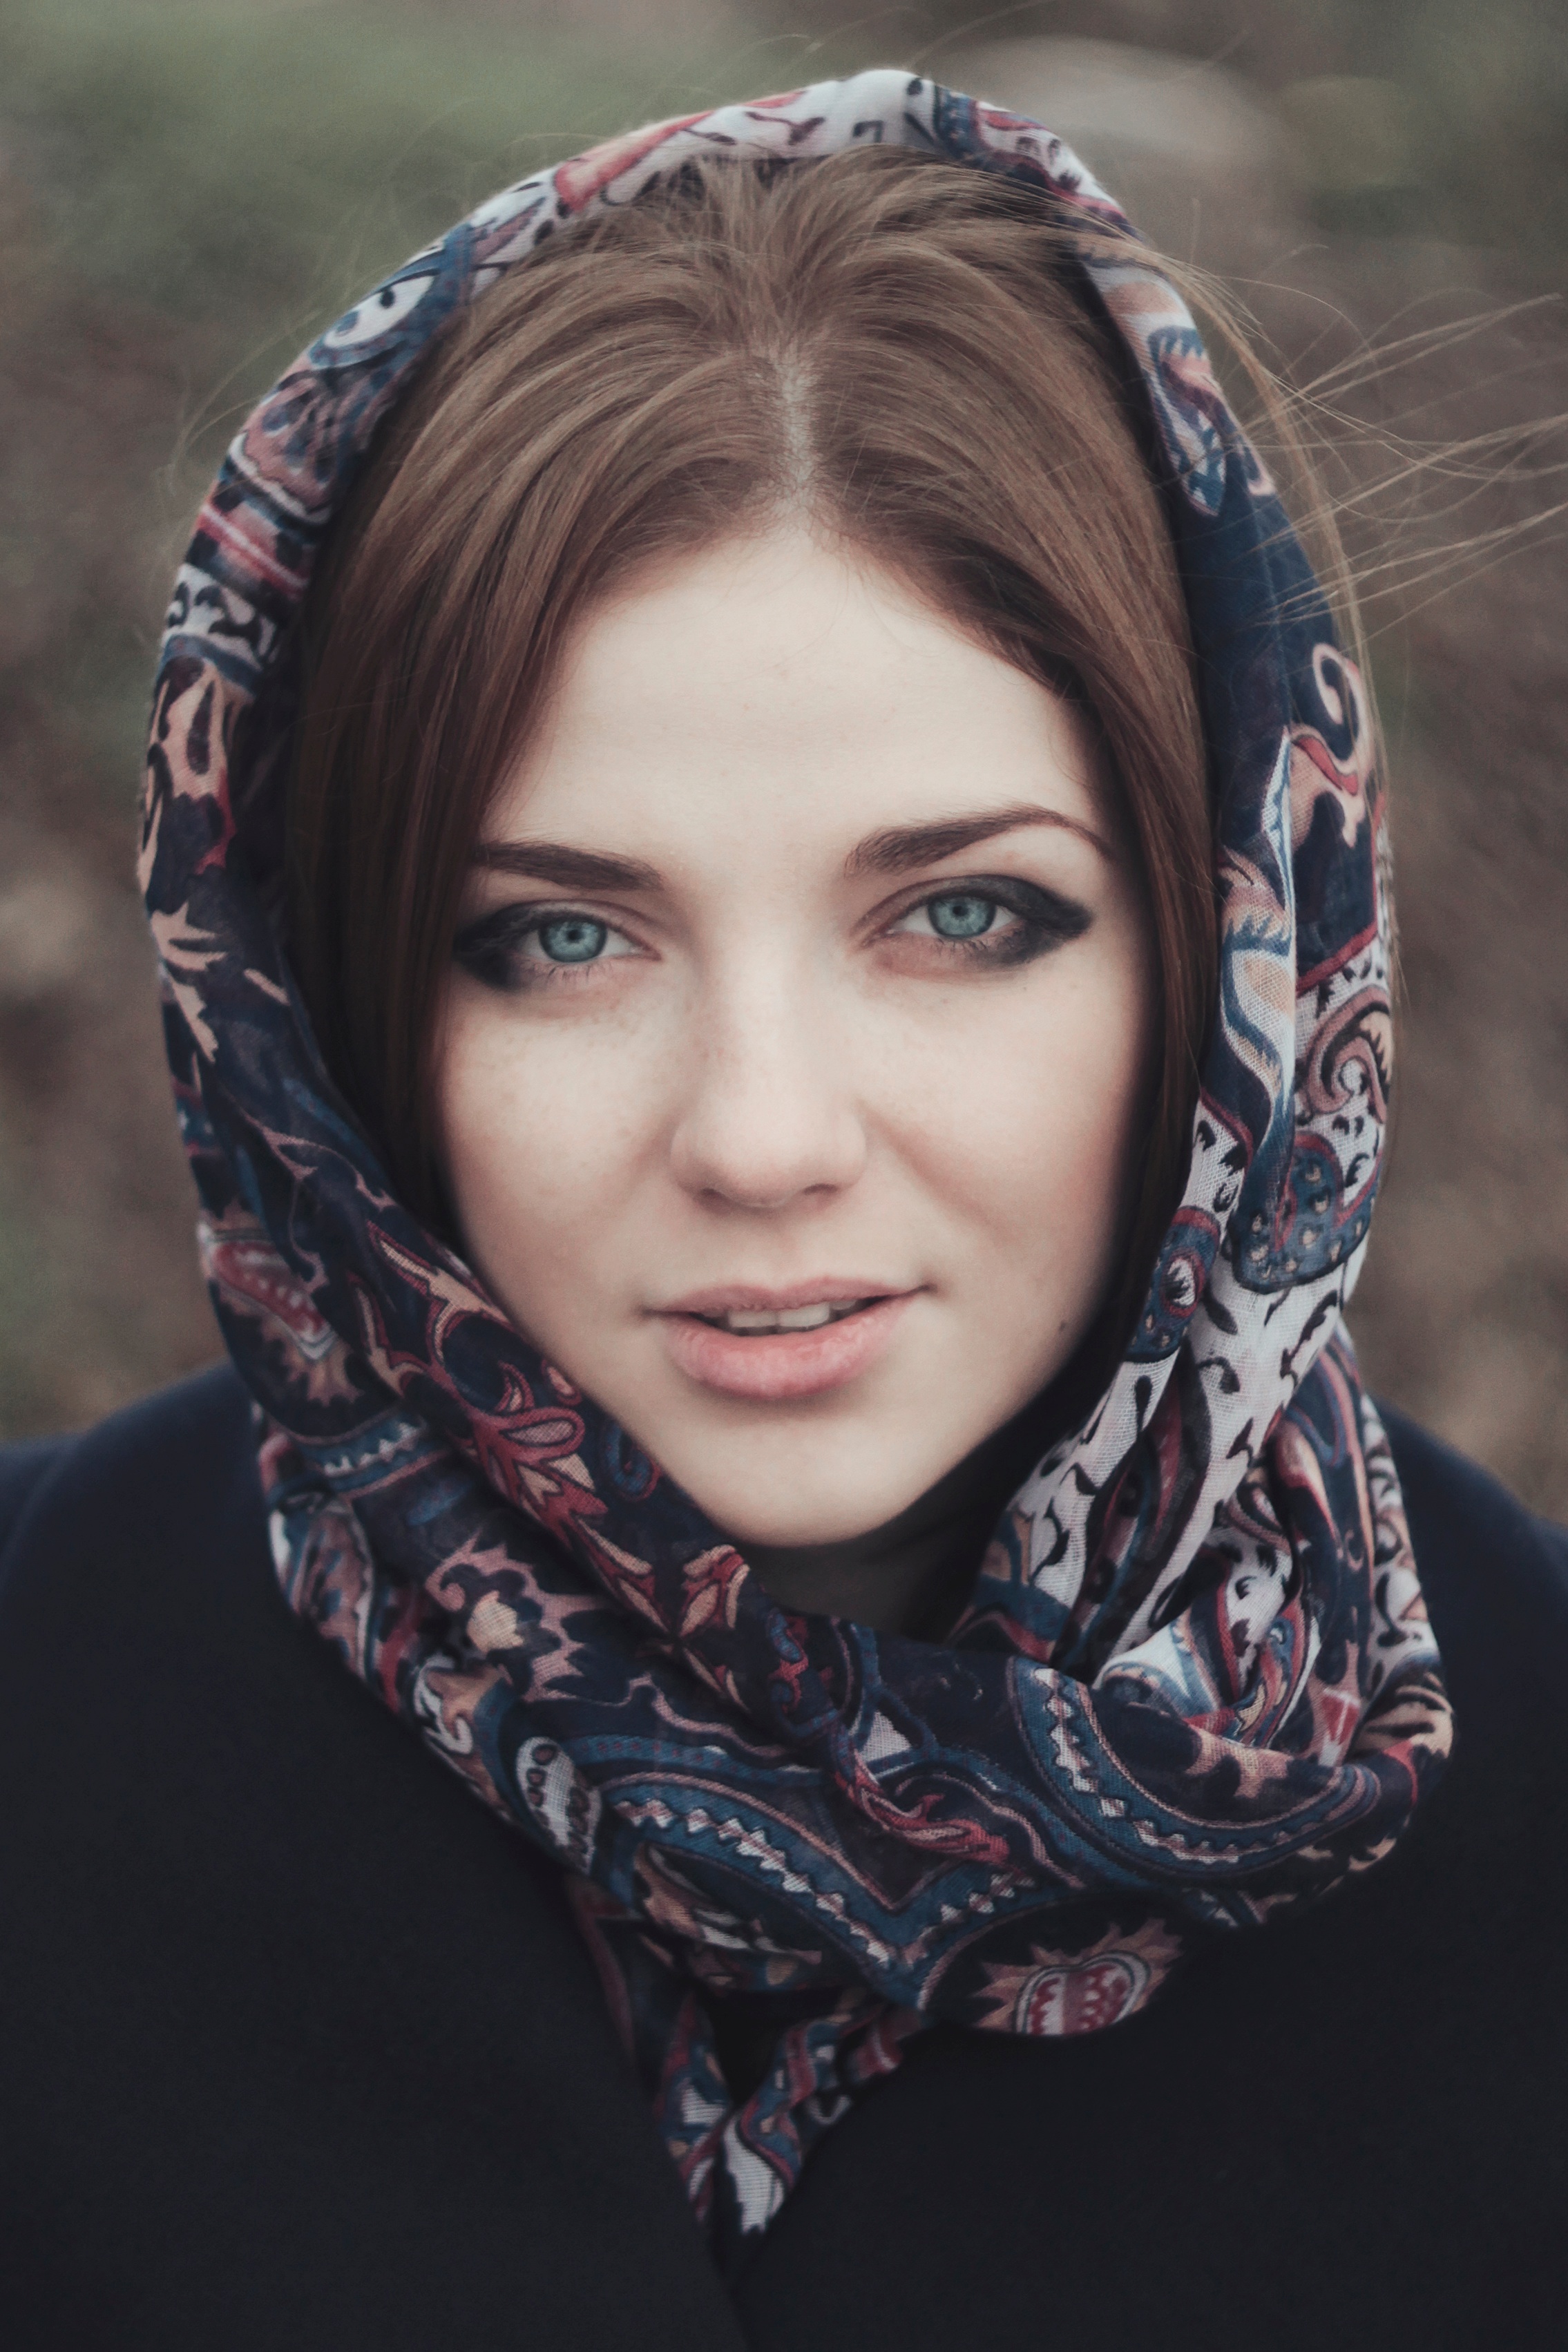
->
[2,0,1565,1513]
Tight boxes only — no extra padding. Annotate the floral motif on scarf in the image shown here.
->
[143,70,1452,2257]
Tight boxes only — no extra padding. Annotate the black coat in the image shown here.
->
[2,1364,1564,2351]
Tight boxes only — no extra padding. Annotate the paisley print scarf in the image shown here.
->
[144,71,1453,2257]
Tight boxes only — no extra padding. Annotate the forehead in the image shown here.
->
[485,530,1102,863]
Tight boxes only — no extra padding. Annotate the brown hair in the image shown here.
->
[288,147,1215,1339]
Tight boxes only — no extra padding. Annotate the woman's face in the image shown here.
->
[437,529,1156,1549]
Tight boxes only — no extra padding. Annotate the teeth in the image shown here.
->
[716,1300,865,1335]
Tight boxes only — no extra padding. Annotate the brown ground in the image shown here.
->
[2,35,1565,1518]
[0,162,227,1433]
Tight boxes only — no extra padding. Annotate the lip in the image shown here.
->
[653,1283,920,1403]
[659,1276,906,1318]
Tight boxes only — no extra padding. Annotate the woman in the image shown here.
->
[1,70,1563,2352]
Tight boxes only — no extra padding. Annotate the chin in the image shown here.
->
[716,1502,895,1551]
[668,1433,961,1553]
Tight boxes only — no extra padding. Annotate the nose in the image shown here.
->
[668,957,868,1212]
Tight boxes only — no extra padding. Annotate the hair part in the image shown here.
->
[289,146,1221,1351]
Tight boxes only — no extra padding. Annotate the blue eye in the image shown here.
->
[926,892,997,940]
[886,874,1093,969]
[538,915,608,964]
[452,905,624,991]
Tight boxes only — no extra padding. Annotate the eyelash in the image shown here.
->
[451,907,622,993]
[888,877,1091,966]
[451,876,1092,995]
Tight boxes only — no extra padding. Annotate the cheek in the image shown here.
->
[434,992,662,1292]
[888,941,1153,1299]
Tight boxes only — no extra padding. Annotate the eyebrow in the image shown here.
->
[468,841,662,892]
[469,801,1113,895]
[843,803,1114,877]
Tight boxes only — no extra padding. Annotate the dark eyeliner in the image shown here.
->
[919,874,1093,966]
[452,905,547,991]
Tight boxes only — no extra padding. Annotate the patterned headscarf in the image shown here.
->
[144,72,1452,2257]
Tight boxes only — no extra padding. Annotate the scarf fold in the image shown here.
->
[144,70,1451,2257]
